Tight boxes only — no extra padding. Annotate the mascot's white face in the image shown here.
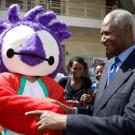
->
[0,4,71,76]
[2,25,60,76]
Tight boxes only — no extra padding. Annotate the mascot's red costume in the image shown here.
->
[0,4,71,135]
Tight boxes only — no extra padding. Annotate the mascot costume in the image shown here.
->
[0,4,71,135]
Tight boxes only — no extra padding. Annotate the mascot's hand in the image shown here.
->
[34,97,75,114]
[49,99,75,114]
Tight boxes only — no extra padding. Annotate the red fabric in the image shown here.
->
[0,72,68,135]
[0,125,3,133]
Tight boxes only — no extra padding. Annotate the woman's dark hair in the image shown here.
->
[67,56,89,77]
[94,61,105,71]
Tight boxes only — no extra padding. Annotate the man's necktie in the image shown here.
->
[108,57,120,83]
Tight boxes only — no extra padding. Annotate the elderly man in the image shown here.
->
[26,9,135,135]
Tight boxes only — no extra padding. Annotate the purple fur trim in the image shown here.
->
[0,59,8,73]
[55,31,72,43]
[47,22,68,33]
[0,37,8,72]
[0,21,6,34]
[23,21,42,31]
[38,11,56,26]
[24,6,44,21]
[7,4,20,23]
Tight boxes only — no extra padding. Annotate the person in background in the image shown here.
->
[26,9,135,135]
[54,73,65,82]
[58,56,92,107]
[54,67,66,82]
[94,62,105,82]
[90,62,105,98]
[89,59,100,83]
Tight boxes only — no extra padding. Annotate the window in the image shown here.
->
[47,0,61,14]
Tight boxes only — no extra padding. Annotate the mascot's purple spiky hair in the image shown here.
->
[0,4,71,77]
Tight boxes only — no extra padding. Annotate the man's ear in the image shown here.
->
[124,24,132,33]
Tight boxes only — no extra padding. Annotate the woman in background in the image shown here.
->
[58,56,92,106]
[91,62,105,100]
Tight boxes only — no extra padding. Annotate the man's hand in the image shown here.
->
[25,110,67,132]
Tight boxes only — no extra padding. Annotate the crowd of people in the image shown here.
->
[0,3,135,135]
[54,56,104,108]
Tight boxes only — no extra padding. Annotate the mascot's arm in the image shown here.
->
[0,73,65,135]
[42,76,67,105]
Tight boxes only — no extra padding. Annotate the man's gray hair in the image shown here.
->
[104,9,135,40]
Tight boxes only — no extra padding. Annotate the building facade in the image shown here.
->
[0,0,108,68]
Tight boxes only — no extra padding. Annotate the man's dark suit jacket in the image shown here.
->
[64,49,135,135]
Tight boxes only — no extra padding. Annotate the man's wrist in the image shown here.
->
[57,115,67,129]
[68,107,76,114]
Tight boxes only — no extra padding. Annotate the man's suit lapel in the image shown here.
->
[93,49,135,115]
